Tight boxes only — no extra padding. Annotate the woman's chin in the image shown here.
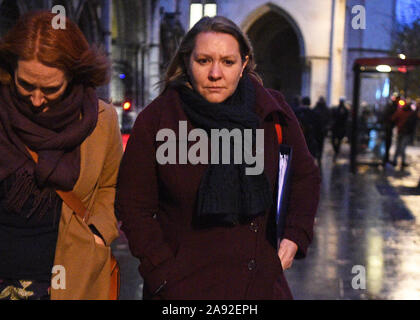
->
[202,93,230,104]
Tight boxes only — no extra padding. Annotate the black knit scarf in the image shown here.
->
[177,74,272,226]
[0,82,98,219]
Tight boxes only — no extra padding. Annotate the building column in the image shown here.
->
[144,0,162,104]
[301,57,312,99]
[308,57,330,107]
[328,0,347,106]
[101,0,112,100]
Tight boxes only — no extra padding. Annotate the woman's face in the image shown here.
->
[14,59,69,111]
[187,32,248,103]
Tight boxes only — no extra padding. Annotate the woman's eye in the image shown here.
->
[41,87,60,95]
[17,79,35,92]
[197,58,209,65]
[224,60,235,66]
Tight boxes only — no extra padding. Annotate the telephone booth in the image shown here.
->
[350,57,420,173]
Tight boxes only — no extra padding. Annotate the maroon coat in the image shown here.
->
[391,106,416,135]
[116,79,321,300]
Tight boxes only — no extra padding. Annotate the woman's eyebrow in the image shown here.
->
[194,53,237,59]
[17,76,35,86]
[41,83,63,90]
[17,76,63,90]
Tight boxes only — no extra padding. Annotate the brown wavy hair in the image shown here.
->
[163,16,262,91]
[0,10,110,86]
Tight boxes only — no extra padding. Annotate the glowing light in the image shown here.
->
[119,74,126,79]
[399,53,406,60]
[376,65,392,73]
[204,4,217,17]
[376,88,381,100]
[382,78,390,97]
[398,99,406,107]
[123,101,132,111]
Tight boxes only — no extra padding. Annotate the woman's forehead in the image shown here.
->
[193,32,240,56]
[16,60,65,85]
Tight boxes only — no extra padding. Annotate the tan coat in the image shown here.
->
[50,100,123,300]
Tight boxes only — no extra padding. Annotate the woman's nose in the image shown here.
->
[208,62,222,80]
[30,90,46,107]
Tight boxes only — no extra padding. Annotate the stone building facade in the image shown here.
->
[0,0,398,110]
[113,0,398,110]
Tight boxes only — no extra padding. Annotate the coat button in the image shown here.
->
[250,222,258,232]
[248,259,256,271]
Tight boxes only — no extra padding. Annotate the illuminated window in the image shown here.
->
[189,1,217,29]
[204,3,217,17]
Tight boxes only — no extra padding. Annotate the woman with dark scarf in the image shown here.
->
[0,11,122,299]
[116,16,320,299]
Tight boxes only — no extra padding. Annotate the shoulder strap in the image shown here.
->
[25,147,90,222]
[275,123,283,145]
[273,112,283,145]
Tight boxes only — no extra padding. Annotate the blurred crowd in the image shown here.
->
[290,95,420,171]
[291,95,350,168]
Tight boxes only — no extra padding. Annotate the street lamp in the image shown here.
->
[376,65,392,72]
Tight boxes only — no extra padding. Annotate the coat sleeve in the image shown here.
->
[87,104,123,246]
[271,90,321,259]
[115,107,176,295]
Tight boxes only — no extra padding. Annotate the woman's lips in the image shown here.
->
[205,87,224,92]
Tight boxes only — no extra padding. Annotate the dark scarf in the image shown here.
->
[0,83,98,218]
[177,74,272,226]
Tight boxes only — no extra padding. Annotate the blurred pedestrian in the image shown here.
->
[116,16,320,300]
[291,95,301,115]
[295,96,320,164]
[382,95,399,165]
[313,96,330,165]
[331,98,349,162]
[391,100,417,169]
[0,11,122,300]
[413,98,420,141]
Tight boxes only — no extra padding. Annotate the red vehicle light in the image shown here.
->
[123,101,132,111]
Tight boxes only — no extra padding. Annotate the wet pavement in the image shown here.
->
[112,140,420,300]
